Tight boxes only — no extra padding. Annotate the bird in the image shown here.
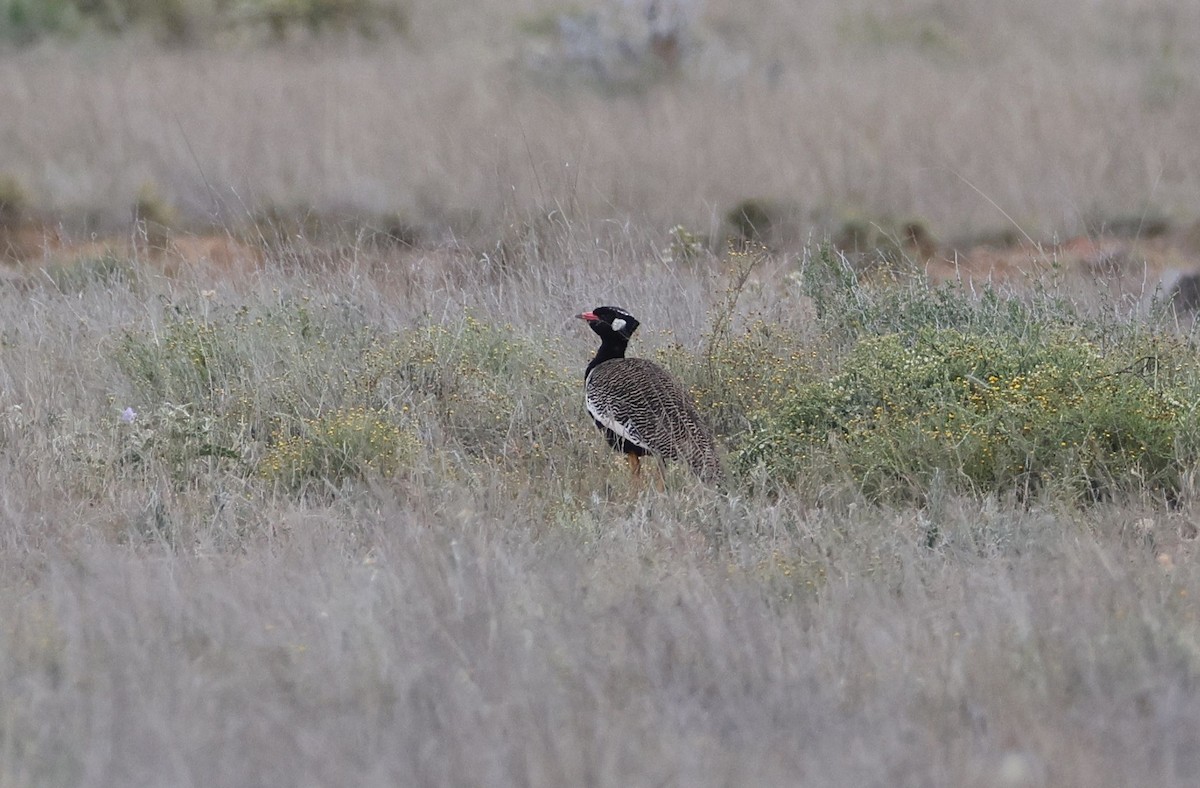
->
[577,305,723,487]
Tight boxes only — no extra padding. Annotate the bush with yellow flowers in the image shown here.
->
[352,312,577,459]
[260,406,420,491]
[677,243,1200,502]
[114,294,579,497]
[739,326,1198,502]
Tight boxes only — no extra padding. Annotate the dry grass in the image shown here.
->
[2,2,1200,785]
[0,230,1198,786]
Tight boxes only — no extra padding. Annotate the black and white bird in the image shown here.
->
[577,306,723,486]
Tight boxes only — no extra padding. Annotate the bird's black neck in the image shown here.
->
[586,335,628,378]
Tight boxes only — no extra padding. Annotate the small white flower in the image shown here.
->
[120,407,138,424]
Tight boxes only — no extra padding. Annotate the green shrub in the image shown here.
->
[739,327,1198,502]
[114,298,576,495]
[42,255,138,294]
[837,9,965,58]
[358,313,576,459]
[0,173,27,226]
[114,297,374,481]
[799,243,1068,347]
[113,402,243,487]
[660,316,814,440]
[725,199,778,245]
[118,305,250,409]
[831,215,938,270]
[260,405,419,490]
[0,0,409,45]
[134,182,177,246]
[683,243,1200,503]
[243,205,421,254]
[0,0,81,44]
[254,0,409,39]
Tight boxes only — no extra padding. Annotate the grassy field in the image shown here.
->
[2,1,1200,786]
[1,0,1199,243]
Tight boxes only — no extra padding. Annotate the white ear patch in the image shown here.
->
[611,318,627,332]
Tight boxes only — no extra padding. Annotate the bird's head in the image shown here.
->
[577,306,640,341]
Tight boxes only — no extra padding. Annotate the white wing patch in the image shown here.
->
[586,394,649,450]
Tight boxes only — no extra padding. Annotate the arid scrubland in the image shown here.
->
[2,1,1200,786]
[1,0,1199,243]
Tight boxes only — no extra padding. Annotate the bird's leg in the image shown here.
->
[653,458,667,492]
[626,452,641,487]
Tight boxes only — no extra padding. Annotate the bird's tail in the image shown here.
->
[685,438,726,488]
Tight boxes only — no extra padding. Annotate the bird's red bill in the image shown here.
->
[578,311,598,322]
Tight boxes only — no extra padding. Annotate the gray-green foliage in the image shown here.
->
[42,255,137,294]
[0,0,409,44]
[0,0,80,44]
[110,298,574,493]
[707,246,1200,503]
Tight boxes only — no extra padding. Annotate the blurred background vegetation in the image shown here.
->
[0,0,1197,248]
[0,0,409,44]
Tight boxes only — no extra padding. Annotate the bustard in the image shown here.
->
[577,306,723,487]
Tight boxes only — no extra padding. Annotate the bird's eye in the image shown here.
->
[611,318,627,332]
